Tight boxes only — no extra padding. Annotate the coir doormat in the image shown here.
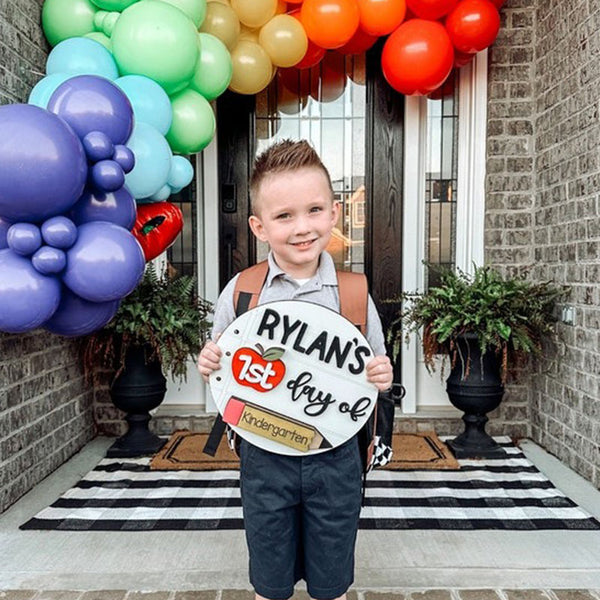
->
[148,430,459,471]
[20,436,600,531]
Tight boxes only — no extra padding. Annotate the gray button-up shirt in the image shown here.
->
[211,251,387,357]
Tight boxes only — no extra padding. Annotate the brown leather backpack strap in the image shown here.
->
[336,270,368,335]
[233,260,269,316]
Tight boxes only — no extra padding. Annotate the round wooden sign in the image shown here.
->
[209,300,378,455]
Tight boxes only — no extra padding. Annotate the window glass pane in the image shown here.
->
[254,53,367,272]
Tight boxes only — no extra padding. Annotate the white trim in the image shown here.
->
[456,50,488,273]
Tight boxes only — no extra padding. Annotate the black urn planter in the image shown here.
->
[106,344,167,458]
[445,334,506,459]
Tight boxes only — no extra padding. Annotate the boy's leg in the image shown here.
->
[301,438,363,600]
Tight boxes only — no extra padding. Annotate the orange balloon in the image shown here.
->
[289,9,326,68]
[300,0,360,49]
[381,19,454,95]
[406,0,458,20]
[357,0,406,36]
[445,0,500,54]
[337,26,377,54]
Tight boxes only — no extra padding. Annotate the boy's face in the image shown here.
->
[249,167,340,279]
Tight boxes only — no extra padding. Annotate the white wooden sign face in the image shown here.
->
[209,300,378,456]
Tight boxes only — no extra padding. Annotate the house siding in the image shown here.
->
[0,1,96,513]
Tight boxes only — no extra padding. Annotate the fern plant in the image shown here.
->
[387,264,569,382]
[82,264,212,382]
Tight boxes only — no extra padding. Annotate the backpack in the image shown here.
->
[203,260,397,472]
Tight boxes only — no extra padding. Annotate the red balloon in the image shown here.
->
[445,0,500,54]
[453,49,474,68]
[381,19,454,95]
[426,68,456,99]
[406,0,458,20]
[357,0,407,36]
[310,51,347,102]
[278,67,312,95]
[489,0,505,7]
[289,9,327,68]
[337,26,378,54]
[300,0,360,49]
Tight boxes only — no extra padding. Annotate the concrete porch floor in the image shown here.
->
[1,437,599,595]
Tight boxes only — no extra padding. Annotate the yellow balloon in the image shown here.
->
[239,24,259,43]
[199,2,240,50]
[230,0,276,28]
[259,14,308,68]
[229,40,273,94]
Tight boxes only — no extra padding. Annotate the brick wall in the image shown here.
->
[0,2,96,513]
[487,0,600,487]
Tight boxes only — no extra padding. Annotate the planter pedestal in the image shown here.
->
[445,334,505,459]
[106,344,167,458]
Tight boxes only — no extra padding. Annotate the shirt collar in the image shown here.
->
[265,251,338,289]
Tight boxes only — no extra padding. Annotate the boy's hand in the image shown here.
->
[366,355,393,391]
[197,335,222,383]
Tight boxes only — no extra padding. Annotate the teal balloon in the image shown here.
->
[146,184,172,202]
[28,73,71,108]
[124,123,173,199]
[115,75,173,134]
[160,0,207,28]
[166,89,215,154]
[91,0,139,10]
[168,156,194,189]
[46,37,119,80]
[42,0,97,47]
[111,0,200,95]
[84,31,111,50]
[190,33,232,101]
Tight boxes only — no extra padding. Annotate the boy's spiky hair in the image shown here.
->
[250,139,334,213]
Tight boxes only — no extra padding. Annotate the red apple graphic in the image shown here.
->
[232,344,286,392]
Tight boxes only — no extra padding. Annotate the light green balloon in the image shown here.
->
[166,89,216,154]
[160,0,207,28]
[91,0,139,10]
[111,0,200,95]
[42,0,97,46]
[190,33,232,101]
[84,31,112,49]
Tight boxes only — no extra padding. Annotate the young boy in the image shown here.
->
[198,140,393,600]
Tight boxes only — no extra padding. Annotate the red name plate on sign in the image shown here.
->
[209,300,378,456]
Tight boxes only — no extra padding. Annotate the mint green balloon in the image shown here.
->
[84,31,112,49]
[190,33,232,101]
[166,89,216,154]
[111,0,200,95]
[91,0,139,10]
[42,0,97,46]
[160,0,207,28]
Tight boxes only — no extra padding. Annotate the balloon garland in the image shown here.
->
[0,0,505,337]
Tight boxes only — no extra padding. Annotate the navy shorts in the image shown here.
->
[239,436,363,600]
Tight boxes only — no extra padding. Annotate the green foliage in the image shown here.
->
[82,264,212,382]
[387,264,569,382]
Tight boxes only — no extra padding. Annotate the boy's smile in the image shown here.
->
[249,167,340,279]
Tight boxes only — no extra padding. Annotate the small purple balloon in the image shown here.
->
[0,216,11,249]
[82,130,114,162]
[113,144,135,174]
[32,246,67,275]
[63,221,145,302]
[7,223,42,256]
[0,104,87,222]
[90,159,125,192]
[41,216,78,249]
[47,75,134,145]
[0,248,61,333]
[45,287,120,337]
[71,186,137,230]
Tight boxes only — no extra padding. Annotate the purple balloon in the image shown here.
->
[70,186,137,229]
[0,104,87,222]
[41,216,78,249]
[48,75,134,145]
[90,159,125,192]
[7,223,42,256]
[32,246,67,275]
[45,287,120,337]
[0,249,61,333]
[63,221,145,302]
[0,216,11,249]
[113,144,135,174]
[83,130,114,162]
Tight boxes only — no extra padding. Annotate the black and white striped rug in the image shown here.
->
[20,437,600,531]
